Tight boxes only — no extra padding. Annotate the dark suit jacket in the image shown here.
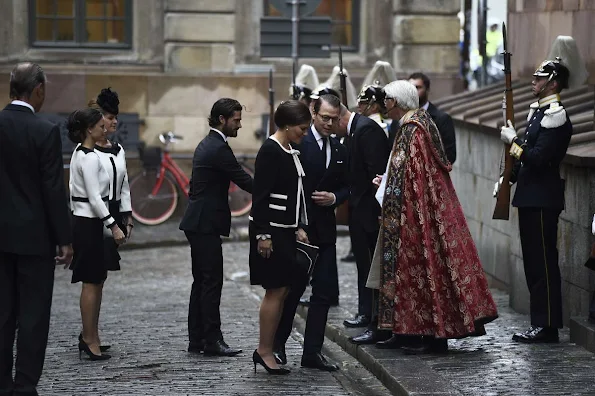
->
[427,102,456,164]
[294,129,349,245]
[179,130,253,236]
[511,103,572,210]
[388,102,457,164]
[0,104,72,256]
[347,113,390,232]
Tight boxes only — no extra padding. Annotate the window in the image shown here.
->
[29,0,132,48]
[264,0,359,51]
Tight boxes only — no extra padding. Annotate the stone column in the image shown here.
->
[392,0,462,97]
[164,0,237,73]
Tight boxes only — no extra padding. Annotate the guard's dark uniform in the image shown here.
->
[510,93,572,329]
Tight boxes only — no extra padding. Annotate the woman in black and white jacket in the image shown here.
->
[68,108,125,361]
[248,100,311,375]
[89,88,133,269]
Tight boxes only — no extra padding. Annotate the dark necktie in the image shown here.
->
[321,137,328,168]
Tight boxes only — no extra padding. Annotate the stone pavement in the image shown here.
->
[301,237,595,396]
[38,233,595,395]
[38,241,391,396]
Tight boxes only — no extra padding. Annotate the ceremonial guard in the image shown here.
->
[357,61,397,137]
[495,36,588,343]
[311,65,358,109]
[290,64,320,106]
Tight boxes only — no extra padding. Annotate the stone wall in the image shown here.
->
[0,72,269,154]
[392,0,464,97]
[451,120,595,321]
[164,0,236,73]
[508,0,595,85]
[0,0,467,152]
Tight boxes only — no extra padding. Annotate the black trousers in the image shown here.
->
[275,243,336,356]
[518,207,563,329]
[185,232,224,344]
[349,218,379,318]
[0,252,55,396]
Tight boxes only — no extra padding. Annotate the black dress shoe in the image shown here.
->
[188,340,205,353]
[203,340,242,356]
[301,352,339,372]
[349,329,378,345]
[375,334,404,349]
[273,344,287,365]
[512,326,559,343]
[299,297,310,306]
[402,338,448,355]
[343,314,371,328]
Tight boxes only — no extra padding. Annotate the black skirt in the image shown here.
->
[71,216,109,284]
[249,224,298,290]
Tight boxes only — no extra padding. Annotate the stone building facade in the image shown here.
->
[0,0,462,153]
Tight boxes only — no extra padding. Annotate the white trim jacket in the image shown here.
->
[69,146,115,228]
[249,137,308,235]
[94,142,132,215]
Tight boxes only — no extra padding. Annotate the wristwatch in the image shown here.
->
[256,234,271,241]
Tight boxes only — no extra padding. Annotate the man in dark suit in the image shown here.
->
[338,102,391,343]
[0,63,72,396]
[274,94,349,371]
[179,98,253,357]
[388,72,456,165]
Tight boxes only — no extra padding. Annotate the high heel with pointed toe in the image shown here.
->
[79,333,111,352]
[252,350,290,375]
[78,339,112,361]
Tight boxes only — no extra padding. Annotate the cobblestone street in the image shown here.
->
[37,237,389,396]
[37,235,595,395]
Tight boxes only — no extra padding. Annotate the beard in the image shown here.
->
[222,123,238,138]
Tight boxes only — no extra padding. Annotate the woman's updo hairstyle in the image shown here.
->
[274,100,311,130]
[67,108,103,144]
[94,87,120,116]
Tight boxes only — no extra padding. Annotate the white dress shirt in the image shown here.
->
[211,128,228,142]
[11,100,35,113]
[346,111,356,136]
[310,125,331,168]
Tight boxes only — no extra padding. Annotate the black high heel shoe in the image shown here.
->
[252,350,290,375]
[78,339,111,361]
[79,333,111,352]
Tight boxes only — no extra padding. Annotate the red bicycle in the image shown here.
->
[130,132,254,225]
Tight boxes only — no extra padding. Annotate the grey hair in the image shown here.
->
[383,80,419,111]
[9,63,46,100]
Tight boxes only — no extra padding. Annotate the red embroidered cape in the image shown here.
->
[377,109,498,338]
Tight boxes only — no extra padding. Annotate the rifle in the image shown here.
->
[291,61,299,100]
[268,68,275,137]
[492,22,515,220]
[338,46,348,106]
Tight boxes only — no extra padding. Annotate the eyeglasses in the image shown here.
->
[316,113,339,124]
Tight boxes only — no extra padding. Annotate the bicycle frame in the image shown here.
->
[152,152,189,197]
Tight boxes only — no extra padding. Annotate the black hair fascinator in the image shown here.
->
[96,87,120,115]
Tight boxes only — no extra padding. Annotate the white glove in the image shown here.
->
[493,177,503,198]
[500,120,517,144]
[592,214,595,235]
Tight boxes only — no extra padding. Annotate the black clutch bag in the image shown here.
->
[296,241,320,277]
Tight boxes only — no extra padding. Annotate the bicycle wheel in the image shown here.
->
[130,169,178,225]
[229,165,253,217]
